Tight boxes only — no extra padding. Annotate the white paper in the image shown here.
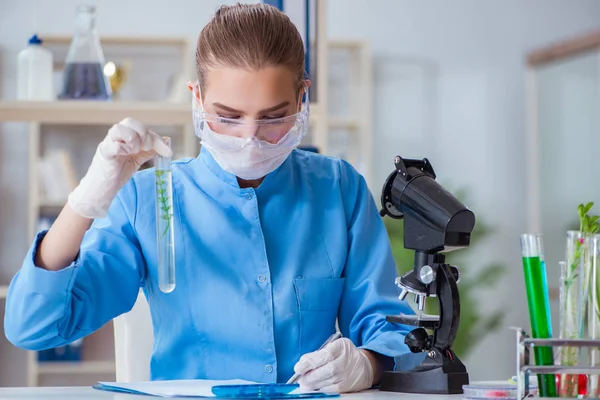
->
[97,379,258,397]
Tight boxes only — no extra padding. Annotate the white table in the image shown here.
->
[0,387,460,399]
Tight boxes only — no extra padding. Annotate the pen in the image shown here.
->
[287,331,343,384]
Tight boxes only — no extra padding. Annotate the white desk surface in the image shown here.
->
[0,387,461,399]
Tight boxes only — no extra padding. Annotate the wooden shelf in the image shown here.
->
[37,361,115,375]
[0,101,192,126]
[39,199,66,209]
[328,39,369,49]
[42,35,189,47]
[0,100,322,128]
[0,285,8,299]
[328,117,360,130]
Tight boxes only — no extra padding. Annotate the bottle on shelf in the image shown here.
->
[17,34,54,101]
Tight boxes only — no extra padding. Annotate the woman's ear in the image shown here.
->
[297,79,312,111]
[189,81,203,108]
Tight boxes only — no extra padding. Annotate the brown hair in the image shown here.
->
[196,3,306,95]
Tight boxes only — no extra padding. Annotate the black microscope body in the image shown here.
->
[378,156,476,395]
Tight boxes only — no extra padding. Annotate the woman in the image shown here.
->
[4,3,413,393]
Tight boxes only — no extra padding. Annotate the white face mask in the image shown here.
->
[192,84,310,181]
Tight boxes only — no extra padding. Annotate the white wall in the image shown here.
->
[326,0,600,380]
[1,0,600,385]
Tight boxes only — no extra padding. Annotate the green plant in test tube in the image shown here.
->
[588,235,600,397]
[520,233,556,397]
[560,230,585,397]
[570,202,600,397]
[155,170,172,238]
[155,137,175,294]
[558,203,600,397]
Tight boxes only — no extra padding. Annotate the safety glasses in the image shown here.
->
[197,111,307,143]
[192,81,310,144]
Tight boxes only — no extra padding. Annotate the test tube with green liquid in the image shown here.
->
[520,233,557,397]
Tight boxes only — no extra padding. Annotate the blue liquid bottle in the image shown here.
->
[59,5,112,100]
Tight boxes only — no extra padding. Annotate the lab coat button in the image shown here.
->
[246,193,253,200]
[265,364,273,373]
[258,274,267,283]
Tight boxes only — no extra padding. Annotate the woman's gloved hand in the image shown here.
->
[293,338,374,393]
[68,117,172,219]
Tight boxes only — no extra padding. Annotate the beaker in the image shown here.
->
[59,5,112,100]
[155,137,175,293]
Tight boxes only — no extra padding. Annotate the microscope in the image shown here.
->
[378,156,475,395]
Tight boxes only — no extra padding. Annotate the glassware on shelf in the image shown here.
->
[59,5,112,100]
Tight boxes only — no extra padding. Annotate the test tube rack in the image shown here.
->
[513,327,600,399]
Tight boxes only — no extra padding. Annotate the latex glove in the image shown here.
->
[293,338,374,393]
[68,117,172,219]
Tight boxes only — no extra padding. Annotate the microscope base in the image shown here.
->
[379,366,469,394]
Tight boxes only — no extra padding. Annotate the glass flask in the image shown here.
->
[59,5,112,100]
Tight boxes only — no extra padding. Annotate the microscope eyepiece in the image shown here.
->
[380,156,475,254]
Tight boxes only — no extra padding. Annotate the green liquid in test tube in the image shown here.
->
[520,233,557,397]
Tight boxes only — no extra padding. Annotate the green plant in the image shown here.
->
[575,202,600,323]
[383,188,506,357]
[559,202,600,396]
[578,202,600,235]
[565,203,600,325]
[565,203,599,311]
[155,169,172,238]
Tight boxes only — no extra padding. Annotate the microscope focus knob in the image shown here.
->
[448,265,461,283]
[419,265,436,285]
[405,328,430,353]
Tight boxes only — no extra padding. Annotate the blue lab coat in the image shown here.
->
[4,147,414,383]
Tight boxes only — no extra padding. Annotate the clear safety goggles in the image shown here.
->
[192,81,310,144]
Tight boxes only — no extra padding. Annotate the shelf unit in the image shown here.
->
[327,40,373,187]
[0,35,203,386]
[21,108,195,387]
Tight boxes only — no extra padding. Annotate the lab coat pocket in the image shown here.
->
[293,277,345,311]
[293,277,345,354]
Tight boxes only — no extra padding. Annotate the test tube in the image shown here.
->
[520,233,556,398]
[155,137,175,293]
[559,231,585,396]
[555,261,567,365]
[588,235,600,397]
